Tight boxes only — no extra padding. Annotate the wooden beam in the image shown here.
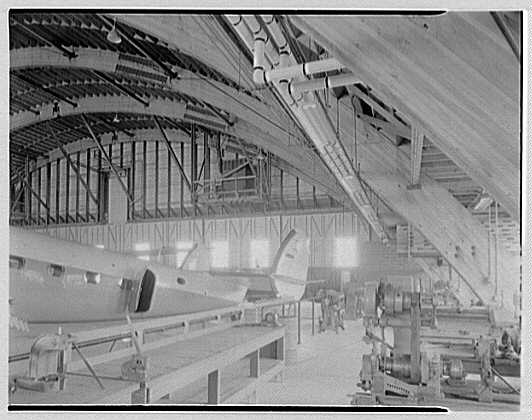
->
[55,158,60,224]
[293,14,519,221]
[85,149,91,221]
[99,14,178,80]
[167,145,172,217]
[409,125,424,188]
[154,141,159,217]
[207,370,220,404]
[13,72,79,108]
[53,134,99,208]
[10,182,25,216]
[15,171,49,215]
[142,141,147,218]
[75,152,80,222]
[10,45,343,200]
[82,114,135,207]
[131,142,136,220]
[490,12,520,60]
[11,19,76,59]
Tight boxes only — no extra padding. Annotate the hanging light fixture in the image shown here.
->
[106,18,122,44]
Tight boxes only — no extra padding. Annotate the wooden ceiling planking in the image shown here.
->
[407,13,518,99]
[292,14,520,221]
[114,14,256,94]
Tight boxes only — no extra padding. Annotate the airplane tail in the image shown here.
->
[179,243,211,271]
[270,229,310,300]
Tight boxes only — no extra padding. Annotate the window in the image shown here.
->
[176,241,194,268]
[250,239,270,268]
[85,271,101,285]
[9,256,25,270]
[210,240,229,268]
[95,244,104,249]
[334,237,359,268]
[48,264,65,277]
[134,242,151,261]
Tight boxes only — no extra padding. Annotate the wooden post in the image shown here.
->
[297,300,301,344]
[154,141,159,217]
[207,369,220,404]
[167,144,172,217]
[131,142,136,220]
[250,350,260,378]
[85,150,91,222]
[142,141,147,218]
[55,158,60,224]
[276,337,284,361]
[64,156,69,222]
[311,298,315,336]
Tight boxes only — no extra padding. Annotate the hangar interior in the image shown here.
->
[7,11,522,409]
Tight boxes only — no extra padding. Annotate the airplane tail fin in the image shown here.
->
[270,229,310,300]
[179,243,211,271]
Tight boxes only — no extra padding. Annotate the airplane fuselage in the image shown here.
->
[9,227,247,323]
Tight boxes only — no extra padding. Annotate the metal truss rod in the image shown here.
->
[202,101,234,127]
[91,70,150,107]
[52,129,99,207]
[11,19,77,59]
[13,73,79,108]
[235,137,257,177]
[81,114,135,204]
[98,15,178,80]
[10,182,25,216]
[92,115,134,138]
[153,116,192,193]
[15,171,49,214]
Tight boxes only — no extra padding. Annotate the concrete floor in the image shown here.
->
[257,301,365,405]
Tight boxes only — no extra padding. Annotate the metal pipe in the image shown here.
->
[266,58,343,84]
[229,14,388,245]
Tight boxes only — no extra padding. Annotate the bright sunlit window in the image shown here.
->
[176,241,194,267]
[334,237,359,267]
[250,239,270,268]
[134,242,151,261]
[210,240,229,268]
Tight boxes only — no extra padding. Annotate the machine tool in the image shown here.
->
[352,281,520,408]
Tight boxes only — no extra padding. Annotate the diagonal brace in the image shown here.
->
[81,115,135,204]
[50,126,100,207]
[153,116,193,193]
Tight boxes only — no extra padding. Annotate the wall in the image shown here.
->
[33,211,422,277]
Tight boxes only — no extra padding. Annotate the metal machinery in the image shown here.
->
[315,289,346,334]
[352,282,520,407]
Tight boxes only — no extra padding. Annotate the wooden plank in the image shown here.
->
[207,370,220,404]
[410,125,424,187]
[94,326,285,404]
[293,14,519,220]
[223,360,284,404]
[249,350,259,378]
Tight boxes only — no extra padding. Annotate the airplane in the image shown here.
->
[9,226,310,325]
[180,229,311,302]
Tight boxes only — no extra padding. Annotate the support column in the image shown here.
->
[249,350,260,378]
[207,369,220,404]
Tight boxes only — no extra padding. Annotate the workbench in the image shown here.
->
[9,307,285,405]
